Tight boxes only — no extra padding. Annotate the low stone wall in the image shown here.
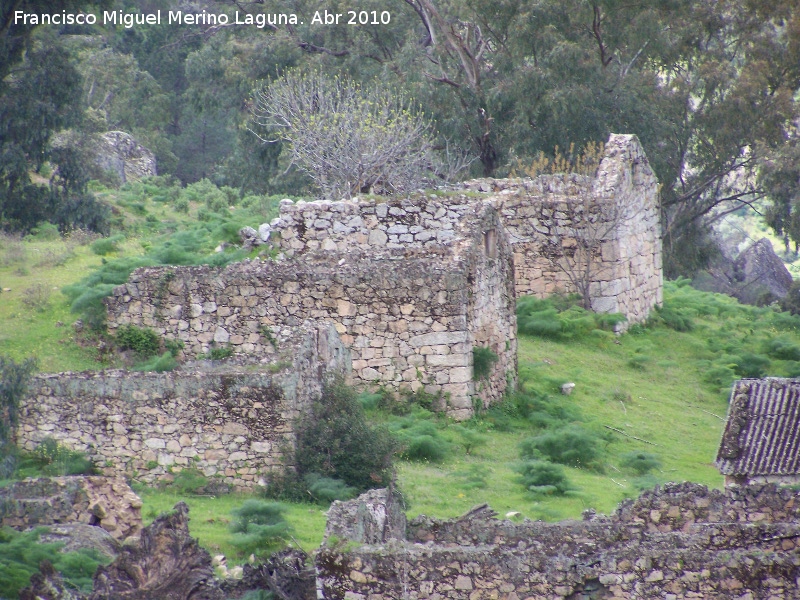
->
[316,483,800,599]
[0,476,142,540]
[17,323,349,489]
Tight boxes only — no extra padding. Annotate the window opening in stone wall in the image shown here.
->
[484,229,497,258]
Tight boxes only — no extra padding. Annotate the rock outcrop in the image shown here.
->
[90,502,225,600]
[95,131,156,183]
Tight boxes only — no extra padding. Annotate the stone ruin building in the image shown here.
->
[717,377,800,487]
[16,133,662,488]
[317,483,800,599]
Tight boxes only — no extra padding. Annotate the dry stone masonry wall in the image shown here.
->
[0,476,142,540]
[317,483,800,600]
[106,199,517,418]
[463,134,662,323]
[16,323,348,489]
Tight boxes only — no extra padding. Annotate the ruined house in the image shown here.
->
[17,133,662,486]
[716,377,800,487]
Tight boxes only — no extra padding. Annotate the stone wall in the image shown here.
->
[16,322,349,489]
[106,206,517,418]
[463,134,662,324]
[0,476,142,540]
[317,483,800,599]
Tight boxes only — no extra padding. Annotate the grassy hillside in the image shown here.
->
[4,177,800,563]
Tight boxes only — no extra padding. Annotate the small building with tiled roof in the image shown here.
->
[716,377,800,486]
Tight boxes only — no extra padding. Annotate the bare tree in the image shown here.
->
[545,195,633,311]
[251,70,440,199]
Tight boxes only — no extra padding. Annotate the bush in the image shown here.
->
[653,304,694,332]
[115,324,161,358]
[229,500,291,557]
[204,346,233,361]
[620,451,662,475]
[132,352,178,372]
[21,283,51,311]
[390,412,451,462]
[303,473,357,504]
[473,346,499,380]
[765,336,800,361]
[732,352,770,378]
[0,356,37,478]
[515,460,573,496]
[90,234,124,256]
[294,380,397,493]
[167,468,209,495]
[519,425,600,469]
[15,438,96,477]
[516,296,625,340]
[0,527,109,597]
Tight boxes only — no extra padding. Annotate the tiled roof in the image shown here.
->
[716,378,800,476]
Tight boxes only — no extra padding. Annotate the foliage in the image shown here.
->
[0,526,109,598]
[21,283,51,311]
[133,352,179,373]
[0,356,37,477]
[472,346,498,381]
[390,411,451,462]
[204,346,233,361]
[514,460,573,496]
[252,70,441,199]
[90,235,124,256]
[229,500,291,557]
[115,324,161,358]
[15,438,97,478]
[519,425,600,470]
[293,380,397,493]
[516,296,625,340]
[303,473,357,504]
[166,468,210,495]
[620,452,662,475]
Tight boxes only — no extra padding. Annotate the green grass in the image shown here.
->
[6,178,800,566]
[136,489,328,561]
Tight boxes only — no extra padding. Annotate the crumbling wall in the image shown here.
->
[0,476,142,540]
[17,323,348,489]
[317,483,800,599]
[106,245,516,418]
[463,134,662,324]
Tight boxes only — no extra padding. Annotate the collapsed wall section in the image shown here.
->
[17,323,348,489]
[464,134,662,324]
[317,483,800,599]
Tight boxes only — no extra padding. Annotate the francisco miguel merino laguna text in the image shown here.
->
[14,10,300,29]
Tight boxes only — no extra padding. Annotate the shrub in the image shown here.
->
[133,352,178,372]
[620,451,662,475]
[0,356,37,478]
[0,527,109,597]
[765,336,800,361]
[168,468,209,495]
[390,412,451,462]
[90,234,124,256]
[294,380,397,492]
[515,460,573,496]
[21,283,51,311]
[732,352,770,378]
[516,295,624,340]
[473,346,499,380]
[204,346,233,360]
[652,304,694,332]
[15,438,96,477]
[115,324,161,358]
[29,222,60,240]
[303,473,357,504]
[520,425,600,469]
[230,500,291,557]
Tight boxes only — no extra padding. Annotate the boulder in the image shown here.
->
[693,238,793,305]
[38,522,121,562]
[95,131,156,183]
[90,502,224,600]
